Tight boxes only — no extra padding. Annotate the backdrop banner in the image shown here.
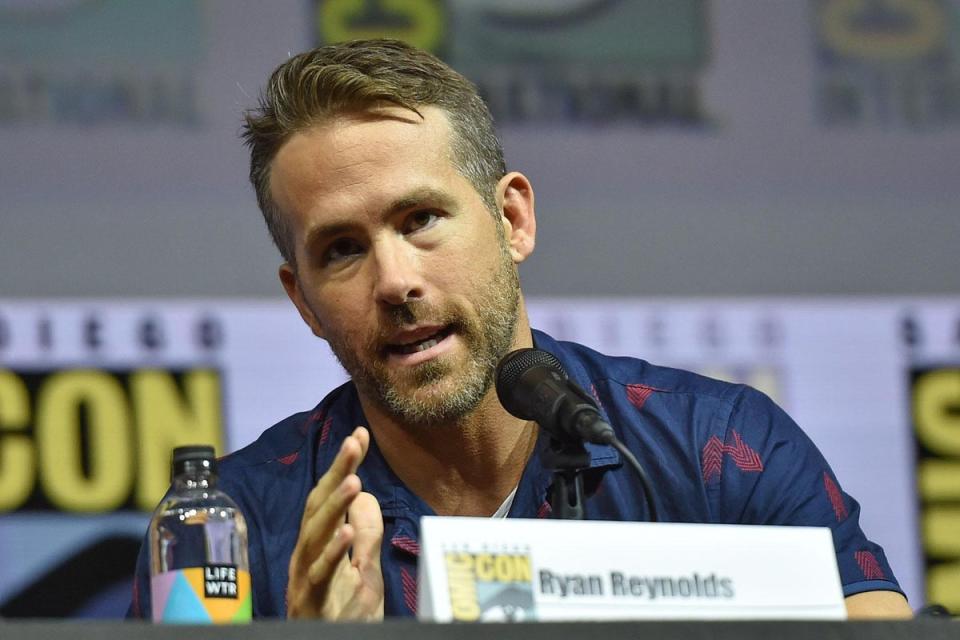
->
[1,296,958,616]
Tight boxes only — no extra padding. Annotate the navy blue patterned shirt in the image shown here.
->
[129,329,902,618]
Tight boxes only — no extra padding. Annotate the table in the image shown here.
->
[0,619,956,640]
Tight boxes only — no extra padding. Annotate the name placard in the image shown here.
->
[417,517,846,622]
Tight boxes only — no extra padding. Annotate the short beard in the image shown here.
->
[327,235,520,427]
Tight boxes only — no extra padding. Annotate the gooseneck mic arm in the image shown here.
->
[496,348,659,522]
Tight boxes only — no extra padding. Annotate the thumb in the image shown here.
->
[348,491,383,573]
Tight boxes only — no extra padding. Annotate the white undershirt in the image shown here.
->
[491,486,518,518]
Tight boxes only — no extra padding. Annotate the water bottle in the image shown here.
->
[149,445,251,623]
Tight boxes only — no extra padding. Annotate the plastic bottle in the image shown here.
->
[148,445,251,623]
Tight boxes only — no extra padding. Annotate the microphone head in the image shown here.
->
[495,348,566,419]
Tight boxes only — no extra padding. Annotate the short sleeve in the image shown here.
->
[710,386,904,598]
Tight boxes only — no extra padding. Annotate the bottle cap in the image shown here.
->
[171,445,216,481]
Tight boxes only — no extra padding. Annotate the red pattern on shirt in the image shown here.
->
[277,452,299,465]
[391,535,421,556]
[401,567,418,613]
[625,384,656,410]
[701,430,764,483]
[855,551,884,580]
[824,472,848,521]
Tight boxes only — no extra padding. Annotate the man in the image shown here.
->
[130,39,911,620]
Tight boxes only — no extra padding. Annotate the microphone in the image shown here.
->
[496,347,661,522]
[495,348,615,445]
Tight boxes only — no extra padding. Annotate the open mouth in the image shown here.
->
[387,325,455,356]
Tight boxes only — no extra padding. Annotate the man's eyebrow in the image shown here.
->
[304,221,355,251]
[303,188,457,249]
[384,187,456,216]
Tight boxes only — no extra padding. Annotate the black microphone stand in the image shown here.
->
[542,436,592,520]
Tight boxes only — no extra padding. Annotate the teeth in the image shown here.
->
[398,333,442,354]
[415,338,439,353]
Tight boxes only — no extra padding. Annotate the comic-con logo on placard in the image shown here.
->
[314,0,711,125]
[444,548,535,621]
[0,0,205,126]
[814,0,957,128]
[911,366,960,612]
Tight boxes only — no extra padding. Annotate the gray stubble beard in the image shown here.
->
[329,238,521,428]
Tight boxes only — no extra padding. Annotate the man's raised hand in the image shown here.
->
[286,426,384,620]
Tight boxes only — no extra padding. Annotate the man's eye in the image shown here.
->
[404,210,439,233]
[323,238,363,265]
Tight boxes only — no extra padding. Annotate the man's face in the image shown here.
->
[270,106,522,426]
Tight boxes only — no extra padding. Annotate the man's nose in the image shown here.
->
[372,238,424,306]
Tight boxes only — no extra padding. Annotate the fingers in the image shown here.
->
[307,523,354,585]
[301,427,370,525]
[352,426,370,467]
[291,427,373,585]
[298,473,360,567]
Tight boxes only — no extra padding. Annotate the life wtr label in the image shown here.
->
[151,565,251,623]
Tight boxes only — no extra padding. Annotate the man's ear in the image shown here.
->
[495,171,536,264]
[279,263,326,339]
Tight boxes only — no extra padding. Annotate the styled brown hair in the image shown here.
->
[242,38,506,265]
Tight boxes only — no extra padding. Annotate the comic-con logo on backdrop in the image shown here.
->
[0,0,205,126]
[814,0,958,128]
[0,310,226,513]
[315,0,712,125]
[912,365,960,612]
[0,305,227,617]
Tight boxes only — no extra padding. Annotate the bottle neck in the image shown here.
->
[173,470,216,492]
